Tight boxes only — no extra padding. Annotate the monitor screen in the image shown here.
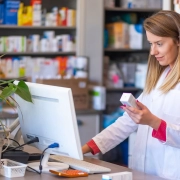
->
[14,81,83,173]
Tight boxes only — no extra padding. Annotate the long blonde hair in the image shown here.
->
[143,10,180,94]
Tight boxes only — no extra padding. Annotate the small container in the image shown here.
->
[0,159,27,178]
[89,86,106,110]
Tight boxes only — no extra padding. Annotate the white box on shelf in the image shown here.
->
[135,63,147,89]
[146,0,162,9]
[129,24,143,49]
[120,0,147,8]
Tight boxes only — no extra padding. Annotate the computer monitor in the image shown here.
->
[14,81,83,173]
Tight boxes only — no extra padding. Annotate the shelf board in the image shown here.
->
[0,25,76,30]
[0,77,27,81]
[107,87,142,92]
[105,7,161,12]
[105,48,149,52]
[0,52,76,56]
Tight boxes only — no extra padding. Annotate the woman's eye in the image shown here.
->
[157,43,162,46]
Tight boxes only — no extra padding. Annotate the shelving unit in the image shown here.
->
[0,0,78,47]
[103,5,159,113]
[0,0,80,80]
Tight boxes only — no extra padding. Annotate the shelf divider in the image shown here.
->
[0,52,76,56]
[0,25,76,30]
[104,48,149,52]
[105,7,161,12]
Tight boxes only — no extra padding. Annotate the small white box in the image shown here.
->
[120,93,138,109]
[102,171,132,180]
[0,159,27,178]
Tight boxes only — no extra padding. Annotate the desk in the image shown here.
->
[0,157,167,180]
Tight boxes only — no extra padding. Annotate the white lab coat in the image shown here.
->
[93,66,180,180]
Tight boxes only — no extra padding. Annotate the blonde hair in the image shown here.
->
[143,10,180,94]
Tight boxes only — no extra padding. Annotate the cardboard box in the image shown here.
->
[106,22,129,49]
[36,78,89,110]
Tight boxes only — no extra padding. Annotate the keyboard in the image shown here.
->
[50,155,111,174]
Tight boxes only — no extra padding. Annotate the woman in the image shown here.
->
[82,10,180,180]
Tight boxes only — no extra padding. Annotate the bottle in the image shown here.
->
[89,86,106,110]
[41,8,47,26]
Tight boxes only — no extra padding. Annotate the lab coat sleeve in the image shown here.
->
[162,122,180,148]
[92,112,138,154]
[152,120,167,141]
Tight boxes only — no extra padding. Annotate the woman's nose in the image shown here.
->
[150,45,158,55]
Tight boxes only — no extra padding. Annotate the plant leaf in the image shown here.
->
[0,83,17,100]
[15,81,33,103]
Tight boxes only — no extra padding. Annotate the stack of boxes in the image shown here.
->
[0,0,76,26]
[106,22,149,50]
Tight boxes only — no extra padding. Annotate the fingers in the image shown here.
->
[123,107,141,124]
[122,105,140,114]
[136,100,145,109]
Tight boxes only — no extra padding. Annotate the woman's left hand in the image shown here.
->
[121,100,161,130]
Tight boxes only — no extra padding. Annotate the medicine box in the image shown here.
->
[106,22,129,49]
[3,0,20,25]
[129,24,149,49]
[119,62,136,87]
[120,93,138,108]
[102,171,132,180]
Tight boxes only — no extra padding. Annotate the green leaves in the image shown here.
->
[15,81,33,103]
[0,80,32,103]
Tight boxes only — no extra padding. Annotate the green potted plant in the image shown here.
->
[0,78,32,159]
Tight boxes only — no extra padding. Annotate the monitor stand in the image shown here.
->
[27,152,69,173]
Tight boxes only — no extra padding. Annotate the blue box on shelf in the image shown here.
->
[0,4,4,24]
[3,0,20,25]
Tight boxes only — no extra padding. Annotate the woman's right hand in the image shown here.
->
[82,144,92,154]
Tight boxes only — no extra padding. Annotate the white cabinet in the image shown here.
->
[77,114,100,158]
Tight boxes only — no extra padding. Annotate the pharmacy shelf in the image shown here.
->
[106,87,142,92]
[105,7,161,12]
[105,48,149,52]
[0,25,76,30]
[0,52,76,56]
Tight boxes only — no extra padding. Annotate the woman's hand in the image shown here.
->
[121,100,161,130]
[82,144,92,154]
